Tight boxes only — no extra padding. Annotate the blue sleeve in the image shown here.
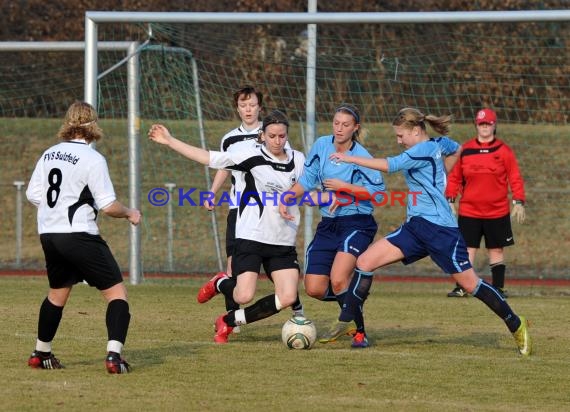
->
[352,147,386,195]
[434,136,460,156]
[387,147,426,173]
[357,165,385,204]
[298,138,322,191]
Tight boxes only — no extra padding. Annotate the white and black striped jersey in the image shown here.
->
[219,125,261,210]
[26,139,116,234]
[209,145,305,246]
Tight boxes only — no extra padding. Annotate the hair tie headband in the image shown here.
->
[336,106,360,124]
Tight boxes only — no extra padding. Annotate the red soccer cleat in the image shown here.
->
[214,313,234,344]
[28,350,64,369]
[197,272,227,304]
[351,332,370,348]
[105,351,131,374]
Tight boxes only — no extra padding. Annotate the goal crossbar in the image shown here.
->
[86,10,570,24]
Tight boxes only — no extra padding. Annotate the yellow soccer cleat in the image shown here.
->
[512,316,532,356]
[319,320,357,344]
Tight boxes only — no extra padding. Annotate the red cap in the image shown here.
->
[475,108,497,125]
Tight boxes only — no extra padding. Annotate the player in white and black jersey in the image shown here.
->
[203,86,303,320]
[149,110,305,344]
[203,86,263,321]
[25,101,141,373]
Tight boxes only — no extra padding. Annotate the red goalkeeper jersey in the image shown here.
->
[445,137,525,219]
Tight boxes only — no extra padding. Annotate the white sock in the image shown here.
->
[234,309,246,325]
[107,340,123,354]
[274,295,283,311]
[36,339,51,353]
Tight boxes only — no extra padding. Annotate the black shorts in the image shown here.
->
[458,214,514,249]
[40,232,123,290]
[225,208,238,257]
[232,238,299,276]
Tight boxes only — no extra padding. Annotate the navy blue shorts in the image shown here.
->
[40,232,123,290]
[385,217,472,274]
[305,214,377,275]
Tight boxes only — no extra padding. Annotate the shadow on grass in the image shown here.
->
[213,321,503,350]
[365,326,503,350]
[58,343,202,371]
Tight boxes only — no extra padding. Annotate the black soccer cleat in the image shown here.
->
[28,350,64,369]
[447,286,468,297]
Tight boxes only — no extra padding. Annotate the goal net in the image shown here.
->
[1,16,569,279]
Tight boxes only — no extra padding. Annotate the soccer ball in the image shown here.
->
[281,316,317,350]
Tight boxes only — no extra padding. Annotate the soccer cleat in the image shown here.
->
[318,320,357,344]
[105,351,131,374]
[214,313,234,344]
[447,286,469,297]
[512,316,532,357]
[351,332,370,348]
[28,350,64,369]
[197,272,227,304]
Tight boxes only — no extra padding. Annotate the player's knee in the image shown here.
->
[304,285,325,299]
[330,278,348,295]
[356,255,376,273]
[233,289,255,305]
[101,282,127,302]
[454,269,479,293]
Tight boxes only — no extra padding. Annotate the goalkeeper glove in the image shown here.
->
[511,200,525,224]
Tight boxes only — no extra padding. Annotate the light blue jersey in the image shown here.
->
[299,135,385,218]
[387,136,460,227]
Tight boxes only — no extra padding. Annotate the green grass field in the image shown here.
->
[2,276,569,411]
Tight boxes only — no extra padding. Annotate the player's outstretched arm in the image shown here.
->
[148,124,210,165]
[101,201,142,225]
[329,152,388,172]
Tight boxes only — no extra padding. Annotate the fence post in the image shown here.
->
[13,181,25,267]
[165,183,176,272]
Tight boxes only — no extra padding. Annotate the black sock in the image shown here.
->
[472,280,520,332]
[224,292,240,311]
[218,277,239,311]
[224,294,280,327]
[38,297,63,343]
[321,285,337,302]
[490,262,506,289]
[233,294,280,325]
[224,310,237,327]
[334,289,362,332]
[339,268,373,324]
[218,276,235,295]
[106,299,131,344]
[291,294,303,312]
[354,306,365,333]
[335,290,347,310]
